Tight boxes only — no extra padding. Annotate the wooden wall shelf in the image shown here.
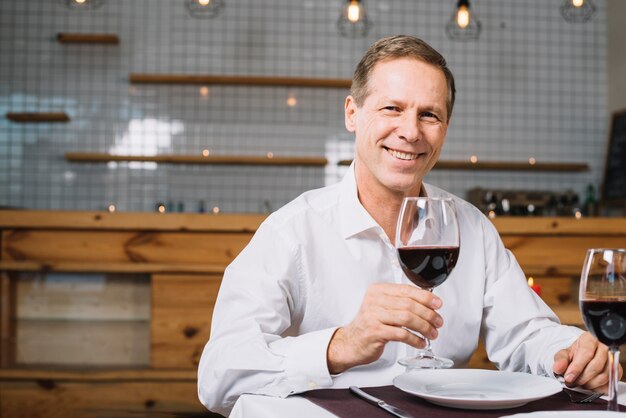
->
[57,33,120,44]
[6,112,70,123]
[65,152,328,167]
[65,153,588,172]
[129,73,351,89]
[339,159,589,172]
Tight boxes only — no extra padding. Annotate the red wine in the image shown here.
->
[398,246,459,289]
[581,300,626,347]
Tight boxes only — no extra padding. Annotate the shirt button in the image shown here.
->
[308,381,319,389]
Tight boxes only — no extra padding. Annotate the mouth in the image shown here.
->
[384,147,422,161]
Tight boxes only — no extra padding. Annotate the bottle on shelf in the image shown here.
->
[583,183,597,217]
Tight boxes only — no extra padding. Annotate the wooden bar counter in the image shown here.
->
[0,210,625,417]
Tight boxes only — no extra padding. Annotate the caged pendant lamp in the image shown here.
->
[338,0,372,39]
[446,0,481,41]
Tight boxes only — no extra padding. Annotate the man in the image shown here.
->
[198,35,618,416]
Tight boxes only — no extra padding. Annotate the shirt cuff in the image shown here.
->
[264,326,338,397]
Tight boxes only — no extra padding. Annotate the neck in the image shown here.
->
[354,161,423,243]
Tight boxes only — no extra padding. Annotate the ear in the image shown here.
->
[344,95,358,133]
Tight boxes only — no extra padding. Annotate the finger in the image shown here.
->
[376,283,442,309]
[563,333,598,385]
[582,374,609,393]
[575,344,608,387]
[583,368,610,394]
[583,358,625,394]
[377,309,439,340]
[379,323,428,349]
[553,349,570,376]
[368,292,444,330]
[385,295,444,327]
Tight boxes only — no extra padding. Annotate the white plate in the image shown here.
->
[502,412,623,418]
[393,369,562,410]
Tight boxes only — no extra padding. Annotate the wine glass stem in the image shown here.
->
[608,347,620,411]
[423,288,435,354]
[423,336,433,354]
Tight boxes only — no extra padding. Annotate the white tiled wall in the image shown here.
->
[0,0,608,213]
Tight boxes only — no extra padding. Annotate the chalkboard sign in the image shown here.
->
[602,110,626,203]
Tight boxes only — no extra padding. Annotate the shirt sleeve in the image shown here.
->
[197,220,335,416]
[479,217,583,377]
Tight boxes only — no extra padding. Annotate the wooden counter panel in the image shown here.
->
[16,319,149,367]
[553,304,584,326]
[2,230,252,267]
[501,235,626,276]
[0,273,13,368]
[0,380,209,418]
[534,277,575,307]
[15,274,150,321]
[1,211,625,414]
[0,369,196,381]
[151,274,220,369]
[0,260,227,274]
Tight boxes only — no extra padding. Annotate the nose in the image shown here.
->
[396,112,420,143]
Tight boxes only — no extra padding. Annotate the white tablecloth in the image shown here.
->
[230,382,626,418]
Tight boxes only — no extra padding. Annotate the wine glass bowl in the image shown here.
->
[579,248,626,411]
[395,197,460,369]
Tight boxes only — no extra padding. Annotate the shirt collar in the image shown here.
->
[337,164,440,239]
[338,163,381,239]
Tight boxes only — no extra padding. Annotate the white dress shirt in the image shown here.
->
[197,166,583,416]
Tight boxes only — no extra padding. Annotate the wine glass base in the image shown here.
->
[398,351,454,370]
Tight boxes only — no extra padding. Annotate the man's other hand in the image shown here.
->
[553,331,623,393]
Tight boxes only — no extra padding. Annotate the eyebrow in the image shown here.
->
[376,97,446,115]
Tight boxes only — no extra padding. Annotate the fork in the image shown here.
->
[563,388,603,403]
[556,374,603,403]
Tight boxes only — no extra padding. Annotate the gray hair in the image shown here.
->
[351,35,456,121]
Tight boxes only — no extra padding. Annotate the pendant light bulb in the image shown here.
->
[186,0,222,18]
[560,0,595,22]
[456,4,470,29]
[59,0,105,9]
[347,0,361,23]
[446,0,481,41]
[337,0,371,38]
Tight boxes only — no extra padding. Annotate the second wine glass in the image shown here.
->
[396,197,460,369]
[579,248,626,411]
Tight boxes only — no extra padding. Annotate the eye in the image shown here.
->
[420,111,440,122]
[381,106,401,113]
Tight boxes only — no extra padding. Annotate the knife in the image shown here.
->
[349,386,415,418]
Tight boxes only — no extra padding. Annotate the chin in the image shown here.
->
[382,177,421,194]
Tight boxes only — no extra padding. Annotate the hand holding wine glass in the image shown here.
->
[396,197,459,369]
[580,248,626,411]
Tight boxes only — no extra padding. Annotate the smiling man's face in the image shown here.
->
[345,57,449,198]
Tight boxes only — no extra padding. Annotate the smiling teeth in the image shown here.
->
[387,148,418,160]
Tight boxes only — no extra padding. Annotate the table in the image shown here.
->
[230,382,626,418]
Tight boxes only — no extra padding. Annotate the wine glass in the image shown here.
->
[579,248,626,411]
[395,197,460,369]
